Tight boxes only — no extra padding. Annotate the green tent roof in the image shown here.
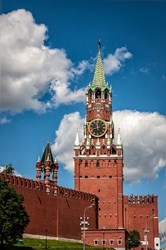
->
[87,41,112,93]
[92,41,107,90]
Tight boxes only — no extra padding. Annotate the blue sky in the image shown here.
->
[0,0,166,223]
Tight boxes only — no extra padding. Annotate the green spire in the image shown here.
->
[91,41,107,91]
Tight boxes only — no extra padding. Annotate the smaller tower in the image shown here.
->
[36,141,58,193]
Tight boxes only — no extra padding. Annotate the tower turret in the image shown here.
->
[36,141,58,193]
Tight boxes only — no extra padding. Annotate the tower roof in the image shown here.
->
[91,41,107,91]
[40,141,54,165]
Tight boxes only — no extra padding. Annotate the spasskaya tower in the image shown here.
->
[74,41,124,230]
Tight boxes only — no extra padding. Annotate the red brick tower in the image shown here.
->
[74,41,124,229]
[36,141,58,193]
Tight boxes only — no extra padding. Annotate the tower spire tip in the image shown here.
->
[98,40,101,50]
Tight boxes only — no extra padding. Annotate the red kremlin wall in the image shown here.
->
[124,194,159,249]
[0,173,98,240]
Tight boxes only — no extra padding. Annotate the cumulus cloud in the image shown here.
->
[0,117,11,124]
[103,47,132,75]
[0,9,87,113]
[113,110,166,184]
[52,110,166,185]
[51,112,84,172]
[0,9,132,115]
[159,217,166,233]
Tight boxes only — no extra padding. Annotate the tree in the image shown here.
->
[127,230,142,249]
[2,163,15,175]
[0,178,30,248]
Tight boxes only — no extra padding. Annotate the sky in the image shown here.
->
[0,0,166,225]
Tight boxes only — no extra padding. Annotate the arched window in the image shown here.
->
[96,161,100,167]
[111,146,116,154]
[101,145,106,154]
[90,145,96,155]
[85,161,88,167]
[95,89,101,99]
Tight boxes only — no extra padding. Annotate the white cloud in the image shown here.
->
[0,117,11,124]
[159,217,166,233]
[103,47,132,75]
[114,110,166,184]
[50,79,86,106]
[139,67,149,73]
[52,110,166,185]
[51,112,84,172]
[0,9,87,114]
[0,9,133,115]
[0,166,22,177]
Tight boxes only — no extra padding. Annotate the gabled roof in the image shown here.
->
[40,141,54,165]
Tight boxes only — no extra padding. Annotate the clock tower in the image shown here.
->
[74,41,124,229]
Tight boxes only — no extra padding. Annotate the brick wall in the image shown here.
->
[124,195,159,249]
[0,173,98,240]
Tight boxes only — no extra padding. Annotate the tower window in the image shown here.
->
[85,161,88,167]
[112,147,116,154]
[109,175,112,178]
[98,189,100,192]
[97,176,100,178]
[96,161,100,167]
[110,240,114,245]
[94,240,98,245]
[95,89,101,99]
[85,176,88,178]
[89,90,92,100]
[102,240,106,246]
[117,240,122,245]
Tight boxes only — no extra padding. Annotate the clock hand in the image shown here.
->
[96,121,99,130]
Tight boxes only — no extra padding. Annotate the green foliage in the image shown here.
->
[2,163,15,175]
[0,179,30,247]
[127,230,142,249]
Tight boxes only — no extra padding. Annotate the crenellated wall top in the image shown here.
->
[0,173,98,202]
[126,194,158,204]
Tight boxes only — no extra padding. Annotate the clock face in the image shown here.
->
[88,119,107,137]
